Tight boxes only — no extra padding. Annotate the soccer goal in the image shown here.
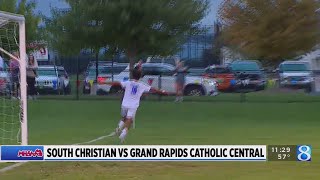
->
[0,11,27,145]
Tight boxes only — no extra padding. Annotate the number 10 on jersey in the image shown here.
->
[131,85,138,95]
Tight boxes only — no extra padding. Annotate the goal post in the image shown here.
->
[0,11,28,145]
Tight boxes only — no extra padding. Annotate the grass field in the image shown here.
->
[0,95,320,179]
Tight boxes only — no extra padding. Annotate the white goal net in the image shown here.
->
[0,11,27,145]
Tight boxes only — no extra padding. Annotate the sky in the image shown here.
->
[34,0,223,25]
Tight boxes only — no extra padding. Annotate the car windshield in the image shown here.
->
[88,66,126,77]
[188,69,205,76]
[280,63,309,72]
[37,69,56,76]
[230,62,260,71]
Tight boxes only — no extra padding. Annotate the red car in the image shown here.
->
[203,65,236,91]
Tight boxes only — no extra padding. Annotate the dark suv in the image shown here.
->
[230,60,266,91]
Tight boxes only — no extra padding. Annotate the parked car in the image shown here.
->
[83,63,128,94]
[36,65,71,95]
[230,60,267,91]
[87,61,113,67]
[278,61,313,92]
[97,63,219,96]
[203,65,236,92]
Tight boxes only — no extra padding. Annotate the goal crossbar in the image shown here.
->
[0,11,25,23]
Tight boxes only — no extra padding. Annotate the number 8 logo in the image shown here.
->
[297,145,311,161]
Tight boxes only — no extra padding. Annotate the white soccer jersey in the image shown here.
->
[120,80,151,109]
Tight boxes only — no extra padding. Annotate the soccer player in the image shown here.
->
[174,60,188,102]
[104,67,167,143]
[9,51,20,99]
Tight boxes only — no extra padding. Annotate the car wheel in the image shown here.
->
[305,85,312,93]
[110,86,124,94]
[278,81,284,89]
[184,86,204,96]
[57,88,63,95]
[256,85,265,91]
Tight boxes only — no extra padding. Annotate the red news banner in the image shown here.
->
[0,145,312,162]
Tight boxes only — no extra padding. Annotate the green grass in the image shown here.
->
[1,96,320,179]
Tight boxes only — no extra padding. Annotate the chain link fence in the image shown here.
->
[20,61,320,104]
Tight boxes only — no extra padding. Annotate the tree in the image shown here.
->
[46,0,209,77]
[0,0,42,52]
[44,1,112,81]
[102,0,209,75]
[219,0,320,65]
[44,7,86,56]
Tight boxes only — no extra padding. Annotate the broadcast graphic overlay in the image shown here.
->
[0,145,311,162]
[296,145,312,161]
[1,145,266,162]
[267,145,312,161]
[0,146,44,161]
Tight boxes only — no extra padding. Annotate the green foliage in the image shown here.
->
[44,7,85,56]
[219,0,320,64]
[96,0,208,58]
[0,0,42,51]
[45,0,209,69]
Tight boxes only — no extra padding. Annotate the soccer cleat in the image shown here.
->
[115,128,121,136]
[175,97,183,103]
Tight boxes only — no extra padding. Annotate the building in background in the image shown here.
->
[27,41,53,65]
[177,26,214,61]
[296,8,320,72]
[299,48,320,72]
[221,47,244,65]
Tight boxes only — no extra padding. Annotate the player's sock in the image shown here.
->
[115,120,125,135]
[176,96,182,102]
[119,128,128,143]
[118,120,125,129]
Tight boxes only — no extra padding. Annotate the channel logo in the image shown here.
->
[1,146,44,161]
[296,145,311,161]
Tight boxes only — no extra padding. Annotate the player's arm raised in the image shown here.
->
[149,87,169,95]
[100,81,122,86]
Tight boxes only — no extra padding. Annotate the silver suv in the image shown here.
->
[278,61,313,92]
[36,65,71,95]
